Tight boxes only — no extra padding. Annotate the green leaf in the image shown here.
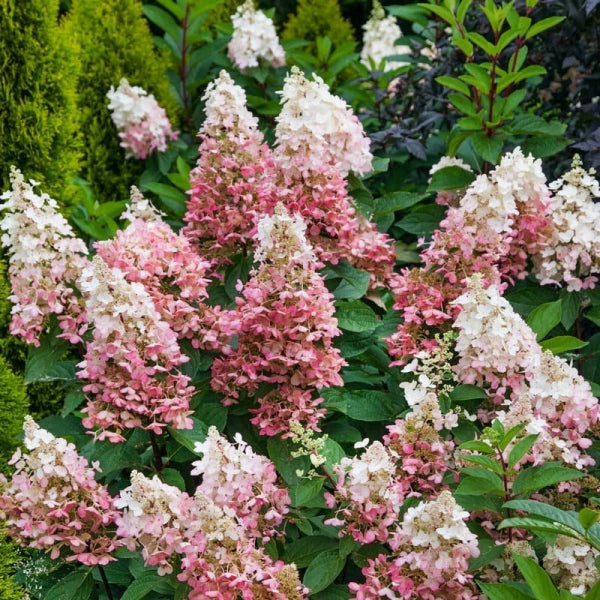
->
[478,581,536,600]
[509,113,565,136]
[291,477,324,507]
[167,417,208,453]
[512,554,560,600]
[321,388,400,422]
[526,300,562,340]
[374,191,426,217]
[459,440,495,453]
[285,537,339,568]
[579,508,600,530]
[335,301,380,332]
[449,384,488,402]
[521,135,572,158]
[143,5,180,40]
[526,16,565,39]
[508,434,539,468]
[324,262,371,300]
[436,75,471,96]
[61,390,85,418]
[397,204,446,236]
[24,333,71,384]
[456,474,504,495]
[503,499,585,535]
[468,31,496,55]
[160,468,186,491]
[427,166,476,192]
[585,580,600,600]
[303,550,346,595]
[585,305,600,327]
[512,463,584,495]
[502,89,528,118]
[449,93,478,116]
[472,132,504,163]
[458,453,504,474]
[121,572,173,600]
[45,571,93,600]
[540,336,588,354]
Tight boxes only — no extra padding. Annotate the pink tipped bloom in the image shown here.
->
[0,417,120,566]
[192,426,290,541]
[77,255,194,442]
[326,392,454,544]
[97,187,227,351]
[275,67,373,177]
[387,147,553,363]
[183,70,278,269]
[349,491,481,600]
[532,155,600,291]
[107,78,178,160]
[116,471,307,599]
[228,0,286,70]
[211,204,345,437]
[0,167,89,345]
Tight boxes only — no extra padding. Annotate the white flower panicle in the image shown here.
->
[452,276,541,390]
[120,186,165,223]
[201,70,260,139]
[275,66,373,177]
[254,203,315,266]
[361,0,411,71]
[544,535,600,596]
[106,78,177,159]
[0,167,89,345]
[532,155,600,291]
[115,471,181,519]
[227,0,285,70]
[397,490,479,553]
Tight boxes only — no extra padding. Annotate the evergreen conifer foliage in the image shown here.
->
[63,0,174,201]
[282,0,355,48]
[0,0,81,196]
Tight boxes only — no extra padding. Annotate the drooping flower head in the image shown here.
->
[275,66,373,177]
[211,205,345,437]
[77,255,194,442]
[0,167,89,345]
[192,426,290,541]
[107,78,178,159]
[0,417,120,566]
[228,0,286,70]
[183,71,277,268]
[361,0,411,71]
[532,155,600,291]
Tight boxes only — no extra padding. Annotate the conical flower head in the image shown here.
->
[201,69,261,139]
[228,0,285,70]
[275,66,373,177]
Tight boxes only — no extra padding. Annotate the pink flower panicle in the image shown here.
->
[191,426,290,541]
[387,148,553,363]
[106,78,178,159]
[0,417,120,566]
[183,70,277,268]
[325,392,454,544]
[532,155,600,291]
[349,491,480,600]
[453,276,599,468]
[77,255,194,442]
[116,471,307,599]
[211,204,345,437]
[97,186,226,350]
[0,167,89,345]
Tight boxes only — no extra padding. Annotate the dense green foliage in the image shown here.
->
[0,0,80,198]
[282,0,355,47]
[63,0,175,201]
